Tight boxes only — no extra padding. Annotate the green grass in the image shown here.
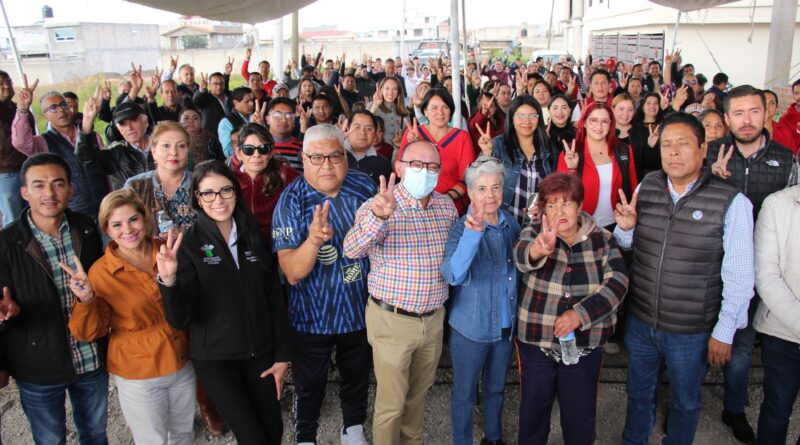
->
[32,74,248,137]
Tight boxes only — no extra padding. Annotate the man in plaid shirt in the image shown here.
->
[344,140,458,445]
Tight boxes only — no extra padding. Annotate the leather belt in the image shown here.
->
[370,296,437,318]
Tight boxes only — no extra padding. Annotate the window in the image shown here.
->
[217,35,223,44]
[54,28,76,42]
[414,29,423,37]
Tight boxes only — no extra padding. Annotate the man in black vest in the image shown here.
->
[217,86,254,159]
[615,113,755,445]
[705,85,793,443]
[193,72,231,134]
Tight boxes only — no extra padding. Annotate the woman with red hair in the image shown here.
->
[557,101,638,230]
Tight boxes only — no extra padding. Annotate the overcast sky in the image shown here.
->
[4,0,561,35]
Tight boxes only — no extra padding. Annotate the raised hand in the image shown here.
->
[224,57,234,75]
[145,69,162,100]
[711,144,734,179]
[613,189,638,231]
[464,202,485,231]
[0,286,21,321]
[476,121,493,156]
[169,55,179,72]
[647,124,660,148]
[130,63,144,95]
[371,174,397,220]
[156,229,183,286]
[563,140,579,170]
[658,91,669,110]
[296,104,310,133]
[529,214,561,260]
[372,89,383,107]
[392,129,402,147]
[404,117,421,142]
[620,72,629,89]
[81,86,101,134]
[672,85,689,110]
[250,99,266,125]
[308,200,332,247]
[100,80,112,101]
[199,72,208,91]
[17,74,39,110]
[245,47,252,60]
[260,362,289,400]
[60,256,95,303]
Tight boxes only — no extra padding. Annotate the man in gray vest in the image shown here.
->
[614,112,755,445]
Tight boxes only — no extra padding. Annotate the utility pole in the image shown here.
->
[547,0,555,50]
[0,0,24,82]
[292,11,299,67]
[764,0,797,89]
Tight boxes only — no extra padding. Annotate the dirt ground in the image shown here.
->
[1,344,798,444]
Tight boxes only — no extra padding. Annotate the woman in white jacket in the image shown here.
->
[753,184,800,445]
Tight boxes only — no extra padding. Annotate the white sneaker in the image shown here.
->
[341,424,369,445]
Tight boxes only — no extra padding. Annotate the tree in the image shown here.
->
[181,35,209,49]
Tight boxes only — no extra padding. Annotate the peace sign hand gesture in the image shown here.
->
[81,86,101,135]
[156,229,183,286]
[613,189,638,231]
[0,287,21,321]
[563,140,579,170]
[250,99,266,125]
[371,174,397,220]
[59,256,95,303]
[647,124,660,148]
[224,57,234,75]
[529,214,561,261]
[464,202,485,232]
[711,144,734,179]
[17,74,39,110]
[145,69,162,100]
[199,72,208,91]
[405,117,421,142]
[169,55,179,72]
[476,121,493,156]
[308,201,333,248]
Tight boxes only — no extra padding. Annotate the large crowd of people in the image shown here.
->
[0,42,799,445]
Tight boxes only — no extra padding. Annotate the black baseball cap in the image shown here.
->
[113,101,144,125]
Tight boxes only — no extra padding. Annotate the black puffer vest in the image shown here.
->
[629,168,740,334]
[706,129,793,220]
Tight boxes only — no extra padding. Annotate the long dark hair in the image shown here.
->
[503,95,552,166]
[190,160,263,252]
[632,92,665,125]
[236,123,286,196]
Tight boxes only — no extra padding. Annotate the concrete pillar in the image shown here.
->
[764,0,797,89]
[275,17,283,76]
[449,0,461,128]
[292,11,299,66]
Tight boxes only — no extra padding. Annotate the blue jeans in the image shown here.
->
[757,334,800,445]
[17,368,109,445]
[0,171,23,227]
[622,315,710,445]
[723,301,758,413]
[449,328,513,445]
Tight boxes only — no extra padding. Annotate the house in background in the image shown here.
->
[161,16,245,50]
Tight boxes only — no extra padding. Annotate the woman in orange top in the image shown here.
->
[66,189,194,445]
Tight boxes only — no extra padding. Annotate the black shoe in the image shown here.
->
[722,410,756,444]
[480,439,507,445]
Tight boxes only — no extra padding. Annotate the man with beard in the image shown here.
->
[706,85,794,444]
[193,72,231,134]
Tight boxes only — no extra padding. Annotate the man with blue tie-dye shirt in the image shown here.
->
[272,124,377,445]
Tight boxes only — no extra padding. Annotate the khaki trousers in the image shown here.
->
[366,298,445,445]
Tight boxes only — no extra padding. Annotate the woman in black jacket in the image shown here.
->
[157,160,291,445]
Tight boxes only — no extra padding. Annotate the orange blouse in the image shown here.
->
[68,238,189,380]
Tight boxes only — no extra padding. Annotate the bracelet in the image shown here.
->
[156,274,176,287]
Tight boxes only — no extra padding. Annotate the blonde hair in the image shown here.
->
[150,121,190,149]
[378,77,409,116]
[612,93,635,109]
[98,189,149,233]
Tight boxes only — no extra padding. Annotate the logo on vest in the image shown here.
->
[766,159,780,167]
[342,263,362,284]
[317,244,339,266]
[692,210,703,220]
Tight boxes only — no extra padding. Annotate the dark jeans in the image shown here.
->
[622,315,710,445]
[291,329,370,443]
[757,333,800,445]
[194,356,283,445]
[516,340,603,445]
[17,368,109,445]
[723,299,759,413]
[449,328,513,445]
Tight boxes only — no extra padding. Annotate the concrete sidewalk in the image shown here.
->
[1,344,798,444]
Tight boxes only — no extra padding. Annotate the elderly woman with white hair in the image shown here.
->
[441,156,521,445]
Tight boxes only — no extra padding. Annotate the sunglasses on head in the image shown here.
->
[240,143,272,156]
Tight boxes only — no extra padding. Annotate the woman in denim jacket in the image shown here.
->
[477,95,557,227]
[441,156,521,445]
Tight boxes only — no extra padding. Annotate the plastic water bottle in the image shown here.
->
[559,331,580,365]
[157,210,174,236]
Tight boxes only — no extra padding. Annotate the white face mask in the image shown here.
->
[402,167,439,199]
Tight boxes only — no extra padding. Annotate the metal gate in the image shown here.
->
[590,32,665,64]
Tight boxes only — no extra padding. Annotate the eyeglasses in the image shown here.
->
[514,112,539,121]
[469,157,501,168]
[587,117,611,127]
[400,159,441,173]
[303,152,346,165]
[544,201,578,212]
[240,144,272,156]
[196,186,235,203]
[44,101,69,114]
[683,80,698,86]
[269,111,295,121]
